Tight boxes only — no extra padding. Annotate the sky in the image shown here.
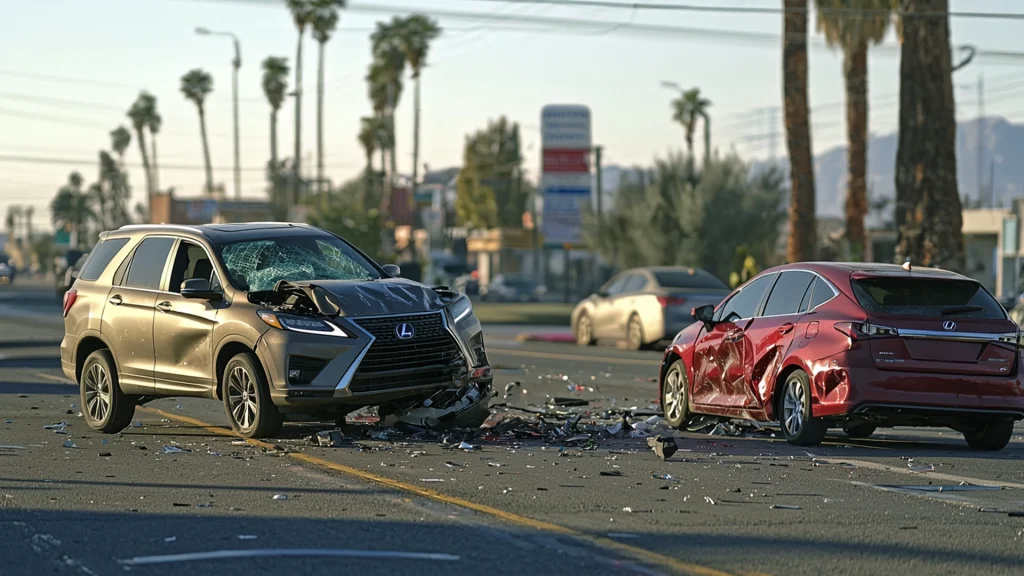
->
[2,0,1024,232]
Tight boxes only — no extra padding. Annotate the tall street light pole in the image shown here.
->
[196,27,242,200]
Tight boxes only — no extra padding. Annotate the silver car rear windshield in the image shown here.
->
[851,277,1006,319]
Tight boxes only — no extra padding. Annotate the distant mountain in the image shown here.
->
[755,116,1023,226]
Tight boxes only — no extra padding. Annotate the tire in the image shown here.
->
[223,352,282,439]
[624,314,645,351]
[575,312,596,346]
[778,370,826,446]
[662,359,690,429]
[843,423,877,439]
[963,419,1014,451]
[80,349,136,434]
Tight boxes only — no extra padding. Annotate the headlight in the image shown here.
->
[447,295,473,323]
[258,311,350,337]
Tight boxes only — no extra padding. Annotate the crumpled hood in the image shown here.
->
[296,278,447,317]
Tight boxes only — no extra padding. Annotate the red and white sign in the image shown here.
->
[543,148,590,173]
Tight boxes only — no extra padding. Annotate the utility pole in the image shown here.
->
[978,74,985,206]
[593,145,603,292]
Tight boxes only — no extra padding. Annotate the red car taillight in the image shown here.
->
[62,289,78,318]
[658,296,687,307]
[834,321,898,341]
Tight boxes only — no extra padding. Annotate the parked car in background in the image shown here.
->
[658,262,1024,450]
[571,266,731,350]
[481,274,546,302]
[0,262,12,285]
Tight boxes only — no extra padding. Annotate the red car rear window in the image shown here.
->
[851,277,1005,319]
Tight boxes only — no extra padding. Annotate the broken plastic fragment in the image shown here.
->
[62,439,77,448]
[771,504,802,510]
[161,446,190,454]
[458,441,477,451]
[272,494,289,501]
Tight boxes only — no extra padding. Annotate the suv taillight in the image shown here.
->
[62,289,78,318]
[658,296,687,307]
[834,321,898,341]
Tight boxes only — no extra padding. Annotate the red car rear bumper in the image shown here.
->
[809,351,1024,420]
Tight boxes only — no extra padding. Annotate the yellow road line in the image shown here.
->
[488,347,658,366]
[139,405,738,576]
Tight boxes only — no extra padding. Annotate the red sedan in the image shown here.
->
[658,262,1024,450]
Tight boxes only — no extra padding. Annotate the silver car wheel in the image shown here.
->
[84,363,111,423]
[577,315,592,345]
[782,374,806,437]
[227,366,258,430]
[663,368,685,422]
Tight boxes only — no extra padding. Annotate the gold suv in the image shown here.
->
[61,223,492,438]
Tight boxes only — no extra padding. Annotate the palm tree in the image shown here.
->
[51,172,95,249]
[180,69,216,194]
[261,56,290,170]
[311,0,342,195]
[358,116,381,207]
[147,109,162,194]
[670,88,711,165]
[389,15,441,221]
[110,126,131,163]
[815,0,893,261]
[286,0,314,204]
[366,38,406,216]
[24,206,33,243]
[127,92,156,211]
[783,0,817,262]
[894,0,963,270]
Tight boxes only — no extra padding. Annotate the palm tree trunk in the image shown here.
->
[293,32,304,205]
[150,135,160,194]
[702,114,711,166]
[317,40,326,196]
[844,43,869,261]
[895,0,963,270]
[198,106,214,195]
[410,74,422,228]
[783,0,817,262]
[684,130,694,158]
[270,108,279,168]
[134,129,153,221]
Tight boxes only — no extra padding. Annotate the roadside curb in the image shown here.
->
[515,332,575,343]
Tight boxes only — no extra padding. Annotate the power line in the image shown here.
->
[452,0,1024,20]
[0,153,360,172]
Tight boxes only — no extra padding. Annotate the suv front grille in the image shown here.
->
[349,313,465,393]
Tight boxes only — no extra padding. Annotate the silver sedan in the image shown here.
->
[571,266,730,350]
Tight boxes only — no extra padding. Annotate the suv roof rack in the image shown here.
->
[116,224,205,234]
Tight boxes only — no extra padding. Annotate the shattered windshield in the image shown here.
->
[217,234,380,292]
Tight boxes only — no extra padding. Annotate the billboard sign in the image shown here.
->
[541,104,591,248]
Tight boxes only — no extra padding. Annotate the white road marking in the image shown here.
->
[118,549,461,565]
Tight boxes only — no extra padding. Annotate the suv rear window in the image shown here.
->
[852,277,1006,319]
[653,270,728,290]
[77,239,129,281]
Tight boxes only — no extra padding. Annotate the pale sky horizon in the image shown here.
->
[2,0,1024,231]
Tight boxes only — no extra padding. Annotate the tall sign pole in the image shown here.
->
[540,104,592,302]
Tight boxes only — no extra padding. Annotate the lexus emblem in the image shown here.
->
[943,320,956,331]
[395,323,416,340]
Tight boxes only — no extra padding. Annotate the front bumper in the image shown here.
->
[257,309,491,410]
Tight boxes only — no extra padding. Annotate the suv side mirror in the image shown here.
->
[382,264,401,277]
[595,290,609,298]
[181,278,222,301]
[692,304,716,329]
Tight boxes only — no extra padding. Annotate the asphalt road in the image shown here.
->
[1,283,1023,576]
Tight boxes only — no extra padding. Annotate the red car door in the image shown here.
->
[739,271,817,409]
[691,273,778,408]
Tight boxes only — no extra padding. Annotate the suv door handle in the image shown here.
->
[108,295,122,305]
[778,322,795,335]
[156,301,172,312]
